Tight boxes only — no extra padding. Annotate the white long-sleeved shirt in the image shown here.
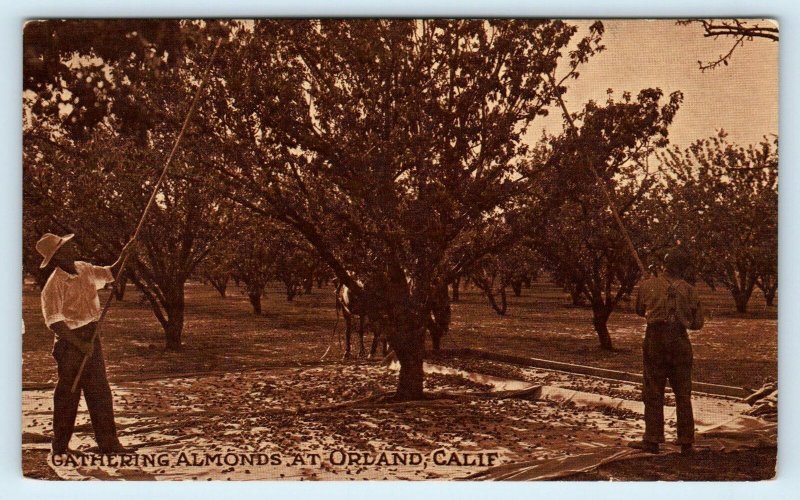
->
[41,261,115,330]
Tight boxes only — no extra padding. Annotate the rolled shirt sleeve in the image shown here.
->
[90,265,115,290]
[41,275,65,328]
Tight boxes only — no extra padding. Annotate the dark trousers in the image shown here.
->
[642,321,695,445]
[52,326,119,453]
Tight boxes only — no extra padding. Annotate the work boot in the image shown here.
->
[51,447,84,457]
[96,440,135,454]
[627,440,659,454]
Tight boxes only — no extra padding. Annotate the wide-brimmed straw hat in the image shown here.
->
[35,233,74,269]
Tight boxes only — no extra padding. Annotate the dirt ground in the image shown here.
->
[559,447,777,481]
[22,359,772,481]
[21,280,777,389]
[20,279,778,481]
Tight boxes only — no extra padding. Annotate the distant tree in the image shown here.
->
[469,242,540,315]
[268,231,320,302]
[229,217,324,313]
[756,251,778,308]
[534,89,683,350]
[469,256,510,316]
[538,189,669,349]
[230,223,275,315]
[562,281,588,307]
[197,247,234,298]
[314,264,335,289]
[662,132,778,313]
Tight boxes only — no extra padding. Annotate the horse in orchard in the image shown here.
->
[335,281,450,359]
[426,285,451,352]
[335,281,387,359]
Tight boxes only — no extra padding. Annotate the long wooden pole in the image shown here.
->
[551,85,648,276]
[71,38,223,392]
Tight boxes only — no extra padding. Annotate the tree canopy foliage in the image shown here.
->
[23,19,778,399]
[662,132,778,312]
[207,19,606,398]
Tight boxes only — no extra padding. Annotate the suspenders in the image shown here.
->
[665,277,678,325]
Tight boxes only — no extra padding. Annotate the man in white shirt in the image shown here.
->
[36,232,135,455]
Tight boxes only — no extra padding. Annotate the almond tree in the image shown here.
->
[532,89,683,350]
[210,20,606,399]
[229,219,322,314]
[23,20,228,140]
[229,223,275,315]
[197,248,234,298]
[24,128,233,349]
[23,21,235,349]
[469,242,541,315]
[662,132,778,313]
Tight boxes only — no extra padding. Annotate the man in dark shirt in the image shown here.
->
[629,248,704,454]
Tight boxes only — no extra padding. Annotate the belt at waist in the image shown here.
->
[646,320,688,336]
[57,322,98,354]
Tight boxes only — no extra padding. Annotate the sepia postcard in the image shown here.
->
[21,18,778,481]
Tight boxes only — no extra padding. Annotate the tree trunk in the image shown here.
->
[380,268,426,401]
[164,306,184,350]
[428,288,451,352]
[248,291,262,315]
[428,312,450,352]
[164,319,182,350]
[451,278,460,302]
[729,268,756,314]
[734,293,748,313]
[483,288,507,315]
[396,350,424,400]
[765,287,776,307]
[431,332,441,351]
[592,306,613,350]
[393,324,426,401]
[732,285,754,313]
[474,276,507,316]
[210,276,228,298]
[113,274,127,301]
[569,285,587,306]
[163,284,186,350]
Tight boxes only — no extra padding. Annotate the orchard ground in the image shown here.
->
[21,279,777,480]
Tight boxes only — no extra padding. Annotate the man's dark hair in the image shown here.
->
[664,248,691,278]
